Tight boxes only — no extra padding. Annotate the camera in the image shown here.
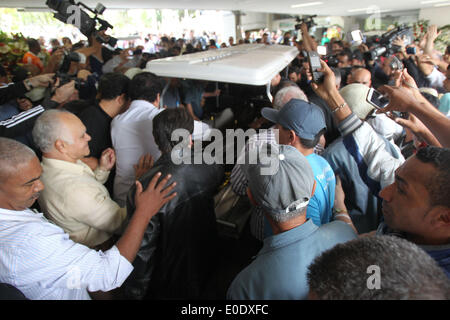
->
[46,0,117,47]
[295,15,317,30]
[364,26,413,61]
[59,50,86,74]
[324,54,339,68]
[55,72,86,91]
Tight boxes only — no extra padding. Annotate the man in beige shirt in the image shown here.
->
[32,109,127,248]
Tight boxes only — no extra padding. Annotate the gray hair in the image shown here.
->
[273,86,308,110]
[0,138,36,182]
[307,236,450,300]
[32,110,74,153]
[269,207,307,223]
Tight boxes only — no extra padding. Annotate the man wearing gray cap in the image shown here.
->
[226,144,356,300]
[261,98,336,229]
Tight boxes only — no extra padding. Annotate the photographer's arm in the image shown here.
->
[377,69,450,148]
[41,80,76,109]
[43,48,64,74]
[300,23,317,53]
[311,60,403,192]
[424,25,441,59]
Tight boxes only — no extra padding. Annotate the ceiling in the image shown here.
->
[1,0,448,16]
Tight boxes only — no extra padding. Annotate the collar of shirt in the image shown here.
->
[129,99,159,111]
[259,219,318,255]
[0,207,45,222]
[42,157,94,177]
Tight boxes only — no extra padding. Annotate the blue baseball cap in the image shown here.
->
[261,99,326,140]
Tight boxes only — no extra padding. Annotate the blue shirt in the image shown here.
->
[423,245,450,278]
[306,153,336,225]
[181,80,204,119]
[227,219,357,300]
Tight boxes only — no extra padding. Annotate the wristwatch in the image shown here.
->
[24,79,34,91]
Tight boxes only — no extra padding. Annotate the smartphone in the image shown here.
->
[351,30,363,42]
[317,45,327,56]
[406,47,416,55]
[390,56,403,71]
[307,51,324,84]
[366,88,389,109]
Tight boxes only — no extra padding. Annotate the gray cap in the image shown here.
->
[242,144,315,218]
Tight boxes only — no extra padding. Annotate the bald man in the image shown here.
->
[348,68,372,87]
[32,110,127,249]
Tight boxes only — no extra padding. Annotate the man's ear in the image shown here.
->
[54,139,66,154]
[432,206,450,228]
[116,93,125,105]
[288,129,297,145]
[155,93,161,108]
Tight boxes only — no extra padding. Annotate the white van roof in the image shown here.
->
[145,44,299,86]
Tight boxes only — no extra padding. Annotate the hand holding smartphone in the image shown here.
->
[366,88,408,119]
[307,51,324,84]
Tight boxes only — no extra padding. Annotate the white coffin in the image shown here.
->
[145,44,299,86]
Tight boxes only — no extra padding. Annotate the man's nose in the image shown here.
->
[379,183,393,202]
[35,180,45,192]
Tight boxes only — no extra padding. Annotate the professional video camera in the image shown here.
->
[364,26,413,61]
[295,15,317,30]
[59,50,86,74]
[324,54,339,68]
[46,0,117,47]
[55,71,86,91]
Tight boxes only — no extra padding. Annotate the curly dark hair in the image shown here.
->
[416,146,450,208]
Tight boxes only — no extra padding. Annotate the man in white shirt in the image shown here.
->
[0,137,176,299]
[111,72,210,206]
[111,72,163,206]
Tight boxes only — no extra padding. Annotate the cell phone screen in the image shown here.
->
[369,90,389,109]
[351,30,363,42]
[310,55,321,69]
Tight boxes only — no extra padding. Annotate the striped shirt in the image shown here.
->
[0,105,44,129]
[0,207,133,300]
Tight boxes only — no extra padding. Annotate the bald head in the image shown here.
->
[0,138,36,182]
[349,68,372,87]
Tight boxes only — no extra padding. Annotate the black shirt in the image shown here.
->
[77,103,115,194]
[77,103,113,159]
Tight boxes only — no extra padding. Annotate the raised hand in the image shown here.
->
[134,173,177,220]
[99,148,116,171]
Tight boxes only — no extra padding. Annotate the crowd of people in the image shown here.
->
[0,18,449,300]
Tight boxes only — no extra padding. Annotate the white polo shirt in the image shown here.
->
[111,99,211,206]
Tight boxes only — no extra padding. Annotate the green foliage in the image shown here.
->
[0,31,28,80]
[436,25,450,53]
